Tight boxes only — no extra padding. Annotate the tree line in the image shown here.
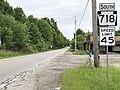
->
[0,0,69,52]
[70,29,85,50]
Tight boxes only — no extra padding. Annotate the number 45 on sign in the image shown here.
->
[100,27,115,46]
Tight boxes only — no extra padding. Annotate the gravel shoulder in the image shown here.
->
[4,52,87,90]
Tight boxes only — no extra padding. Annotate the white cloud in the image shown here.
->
[7,0,120,40]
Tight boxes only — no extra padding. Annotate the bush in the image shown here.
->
[67,49,75,52]
[73,50,86,55]
[22,44,34,53]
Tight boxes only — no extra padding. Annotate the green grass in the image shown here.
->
[0,50,26,59]
[67,49,75,52]
[61,66,120,90]
[68,49,87,55]
[0,48,58,59]
[73,50,87,55]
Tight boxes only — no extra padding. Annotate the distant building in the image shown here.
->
[84,36,120,53]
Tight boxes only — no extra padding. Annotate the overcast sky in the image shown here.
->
[7,0,120,40]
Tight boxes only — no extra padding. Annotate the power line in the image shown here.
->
[74,0,88,51]
[77,0,90,29]
[75,0,80,16]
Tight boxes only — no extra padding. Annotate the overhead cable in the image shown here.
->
[77,0,89,29]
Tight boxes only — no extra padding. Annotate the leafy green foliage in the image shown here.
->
[13,7,26,23]
[76,28,85,36]
[77,34,84,50]
[27,15,37,24]
[0,0,13,15]
[116,30,120,36]
[0,0,69,53]
[71,29,84,50]
[28,23,41,45]
[0,14,16,28]
[70,39,75,49]
[37,19,53,48]
[12,23,29,51]
[85,30,91,41]
[1,27,13,50]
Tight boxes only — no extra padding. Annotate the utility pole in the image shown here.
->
[92,0,99,67]
[75,15,77,51]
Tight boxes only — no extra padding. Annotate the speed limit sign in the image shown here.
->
[100,27,115,46]
[98,11,117,26]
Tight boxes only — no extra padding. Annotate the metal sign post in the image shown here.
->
[106,45,108,82]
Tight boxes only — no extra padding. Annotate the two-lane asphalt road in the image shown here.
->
[0,48,68,83]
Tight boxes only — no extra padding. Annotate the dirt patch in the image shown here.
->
[5,52,87,90]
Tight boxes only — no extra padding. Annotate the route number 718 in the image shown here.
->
[98,11,117,26]
[100,14,115,23]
